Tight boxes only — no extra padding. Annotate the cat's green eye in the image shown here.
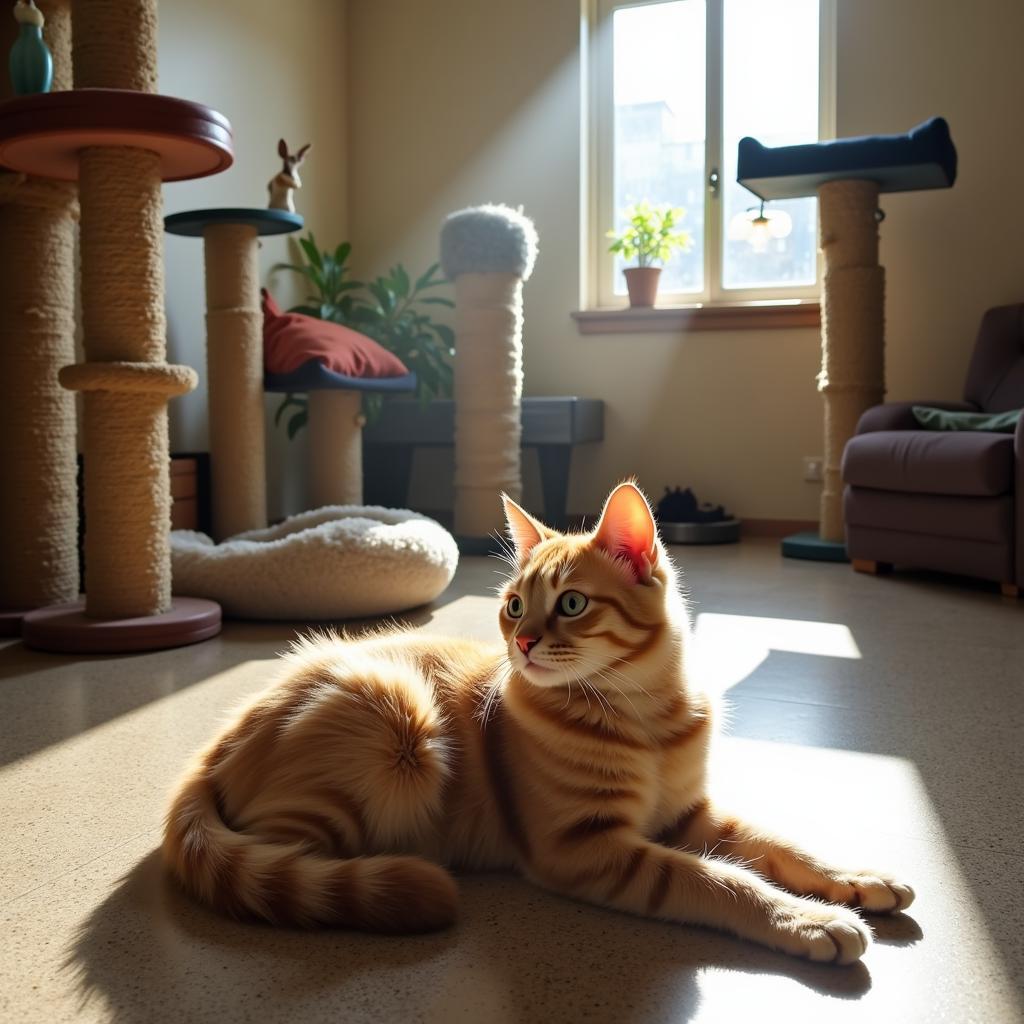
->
[506,595,524,619]
[558,590,588,617]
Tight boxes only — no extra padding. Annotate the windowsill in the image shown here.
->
[571,300,821,334]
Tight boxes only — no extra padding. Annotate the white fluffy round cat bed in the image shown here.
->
[170,506,458,620]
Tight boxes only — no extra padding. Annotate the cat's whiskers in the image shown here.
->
[590,651,661,703]
[560,670,574,711]
[566,663,593,713]
[549,658,606,719]
[567,652,652,721]
[534,648,641,722]
[479,658,516,726]
[571,667,618,720]
[487,531,521,579]
[577,660,641,721]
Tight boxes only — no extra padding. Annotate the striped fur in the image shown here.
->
[163,483,913,962]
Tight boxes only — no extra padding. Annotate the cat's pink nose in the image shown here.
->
[516,634,540,654]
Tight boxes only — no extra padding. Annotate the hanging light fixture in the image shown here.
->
[728,200,793,253]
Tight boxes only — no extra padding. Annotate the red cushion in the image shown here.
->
[262,290,409,379]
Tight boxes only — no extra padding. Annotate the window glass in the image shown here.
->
[721,0,819,290]
[612,0,706,295]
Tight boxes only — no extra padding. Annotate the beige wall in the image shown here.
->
[160,0,348,520]
[348,0,1024,521]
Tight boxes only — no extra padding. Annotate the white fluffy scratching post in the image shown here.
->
[441,204,538,547]
[816,179,885,543]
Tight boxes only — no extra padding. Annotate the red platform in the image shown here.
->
[0,89,233,182]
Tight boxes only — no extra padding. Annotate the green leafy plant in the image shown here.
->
[606,200,693,267]
[271,234,455,438]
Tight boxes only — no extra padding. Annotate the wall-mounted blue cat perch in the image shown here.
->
[737,117,957,561]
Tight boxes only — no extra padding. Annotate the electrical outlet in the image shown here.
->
[803,456,824,482]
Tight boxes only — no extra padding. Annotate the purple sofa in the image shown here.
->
[842,304,1024,596]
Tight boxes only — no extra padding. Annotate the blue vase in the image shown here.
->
[9,21,53,96]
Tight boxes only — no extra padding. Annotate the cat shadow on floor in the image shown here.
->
[870,911,924,947]
[64,851,878,1024]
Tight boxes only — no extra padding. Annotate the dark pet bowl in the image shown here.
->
[659,519,741,545]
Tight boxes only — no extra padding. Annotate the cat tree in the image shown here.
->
[440,204,538,553]
[737,118,957,560]
[165,208,303,540]
[0,0,233,651]
[0,0,76,636]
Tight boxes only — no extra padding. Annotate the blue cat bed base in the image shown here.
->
[737,117,957,201]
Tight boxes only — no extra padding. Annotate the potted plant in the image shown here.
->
[272,234,455,437]
[606,200,692,308]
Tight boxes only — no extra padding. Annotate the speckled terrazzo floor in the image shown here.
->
[1,540,1021,1023]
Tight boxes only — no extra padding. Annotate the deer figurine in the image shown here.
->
[267,139,311,213]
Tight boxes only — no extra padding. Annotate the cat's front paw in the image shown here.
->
[775,901,872,965]
[834,873,915,914]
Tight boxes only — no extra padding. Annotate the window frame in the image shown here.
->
[585,0,836,310]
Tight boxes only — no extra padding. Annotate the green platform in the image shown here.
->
[781,531,849,563]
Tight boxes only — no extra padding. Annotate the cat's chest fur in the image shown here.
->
[498,672,714,853]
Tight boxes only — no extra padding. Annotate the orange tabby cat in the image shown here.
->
[163,482,913,964]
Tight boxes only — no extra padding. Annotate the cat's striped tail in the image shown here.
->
[161,772,457,931]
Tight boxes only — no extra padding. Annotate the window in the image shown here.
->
[588,0,834,308]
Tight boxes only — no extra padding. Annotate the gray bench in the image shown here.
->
[363,397,604,529]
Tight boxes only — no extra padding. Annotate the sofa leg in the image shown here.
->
[1000,583,1020,599]
[852,559,892,575]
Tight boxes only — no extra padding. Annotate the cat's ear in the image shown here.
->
[501,493,549,563]
[593,482,658,582]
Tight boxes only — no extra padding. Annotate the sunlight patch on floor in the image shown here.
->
[693,612,861,694]
[421,594,499,639]
[704,736,1018,1018]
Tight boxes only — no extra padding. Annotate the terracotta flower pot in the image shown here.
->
[623,266,661,307]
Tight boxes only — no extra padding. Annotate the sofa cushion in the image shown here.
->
[843,430,1015,496]
[844,487,1014,544]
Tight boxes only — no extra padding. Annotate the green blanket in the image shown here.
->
[912,406,1021,433]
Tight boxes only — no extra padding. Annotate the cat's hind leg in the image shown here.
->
[175,647,460,931]
[659,800,914,914]
[271,648,454,850]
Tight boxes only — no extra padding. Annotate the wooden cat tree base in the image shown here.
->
[22,597,221,654]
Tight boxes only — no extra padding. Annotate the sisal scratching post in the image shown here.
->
[59,0,194,620]
[816,179,885,543]
[308,390,364,508]
[440,205,538,549]
[203,223,267,539]
[0,0,77,628]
